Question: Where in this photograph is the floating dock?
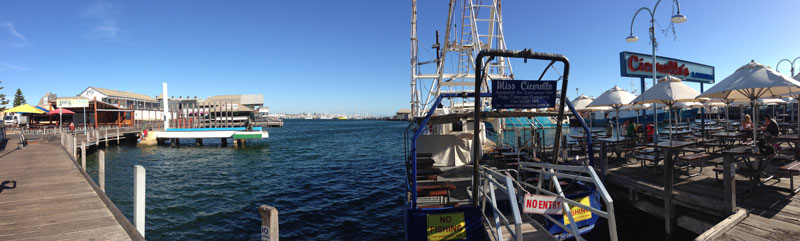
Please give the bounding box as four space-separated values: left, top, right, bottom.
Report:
153 127 267 147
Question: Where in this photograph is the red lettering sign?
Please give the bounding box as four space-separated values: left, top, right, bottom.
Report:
627 54 691 77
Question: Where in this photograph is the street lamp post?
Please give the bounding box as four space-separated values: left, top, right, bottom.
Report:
777 57 800 122
626 0 686 145
626 1 686 239
777 57 800 77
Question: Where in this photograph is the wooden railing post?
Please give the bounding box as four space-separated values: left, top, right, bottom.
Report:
134 165 146 238
99 149 105 191
258 205 279 241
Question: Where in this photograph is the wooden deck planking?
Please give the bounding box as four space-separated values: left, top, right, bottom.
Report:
0 139 135 240
605 153 800 240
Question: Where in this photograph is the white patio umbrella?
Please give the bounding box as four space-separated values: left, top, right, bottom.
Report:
620 103 651 123
588 86 636 141
759 98 787 118
779 97 795 122
674 101 703 124
698 60 800 147
572 95 611 130
779 92 800 132
633 75 700 142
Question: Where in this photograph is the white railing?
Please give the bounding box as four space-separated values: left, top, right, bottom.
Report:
478 167 523 241
518 162 618 241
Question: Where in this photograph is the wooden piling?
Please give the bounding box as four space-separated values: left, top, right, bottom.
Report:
258 205 279 241
134 165 146 238
662 148 675 238
196 138 203 146
99 149 105 191
221 138 228 147
81 142 86 170
73 136 77 160
723 152 736 215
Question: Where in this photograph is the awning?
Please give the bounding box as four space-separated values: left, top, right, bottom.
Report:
4 104 46 114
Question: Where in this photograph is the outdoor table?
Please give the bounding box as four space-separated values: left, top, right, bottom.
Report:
722 146 776 197
774 134 800 157
645 140 697 235
709 132 746 150
597 137 635 162
665 130 692 137
665 126 689 130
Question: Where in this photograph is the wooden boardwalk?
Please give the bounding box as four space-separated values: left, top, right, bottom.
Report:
0 137 142 240
604 152 800 240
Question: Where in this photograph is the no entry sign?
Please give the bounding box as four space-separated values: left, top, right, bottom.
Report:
522 194 563 214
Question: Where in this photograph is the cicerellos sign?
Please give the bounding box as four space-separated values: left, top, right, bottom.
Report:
619 51 715 84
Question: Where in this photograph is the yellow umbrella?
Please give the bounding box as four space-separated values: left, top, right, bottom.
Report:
4 104 46 114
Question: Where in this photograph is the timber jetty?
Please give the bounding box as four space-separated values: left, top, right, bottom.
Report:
0 132 143 240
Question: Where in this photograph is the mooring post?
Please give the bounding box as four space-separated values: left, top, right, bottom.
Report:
134 165 146 238
196 138 202 146
73 136 77 160
221 138 228 147
723 152 736 215
117 127 120 144
258 205 279 241
81 142 87 169
99 149 105 191
663 148 675 239
600 140 608 179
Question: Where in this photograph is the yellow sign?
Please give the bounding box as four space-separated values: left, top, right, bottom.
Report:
563 196 592 225
426 212 466 241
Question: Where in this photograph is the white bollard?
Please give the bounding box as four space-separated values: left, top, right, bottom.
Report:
72 136 76 160
81 142 86 169
134 165 146 238
99 149 105 191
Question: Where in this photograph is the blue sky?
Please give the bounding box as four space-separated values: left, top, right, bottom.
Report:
1 1 799 115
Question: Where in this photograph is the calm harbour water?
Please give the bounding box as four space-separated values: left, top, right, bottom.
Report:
81 120 696 240
84 119 407 240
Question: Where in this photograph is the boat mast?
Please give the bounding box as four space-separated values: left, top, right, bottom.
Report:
410 0 419 117
411 0 514 118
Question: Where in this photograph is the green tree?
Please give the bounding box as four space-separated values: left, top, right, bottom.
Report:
0 81 9 111
13 88 25 107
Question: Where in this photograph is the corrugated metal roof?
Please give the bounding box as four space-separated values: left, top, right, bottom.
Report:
90 87 157 101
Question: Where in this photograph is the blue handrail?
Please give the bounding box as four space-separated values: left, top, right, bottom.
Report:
409 92 490 208
564 99 593 166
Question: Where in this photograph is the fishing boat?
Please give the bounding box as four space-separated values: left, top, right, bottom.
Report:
405 1 617 240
